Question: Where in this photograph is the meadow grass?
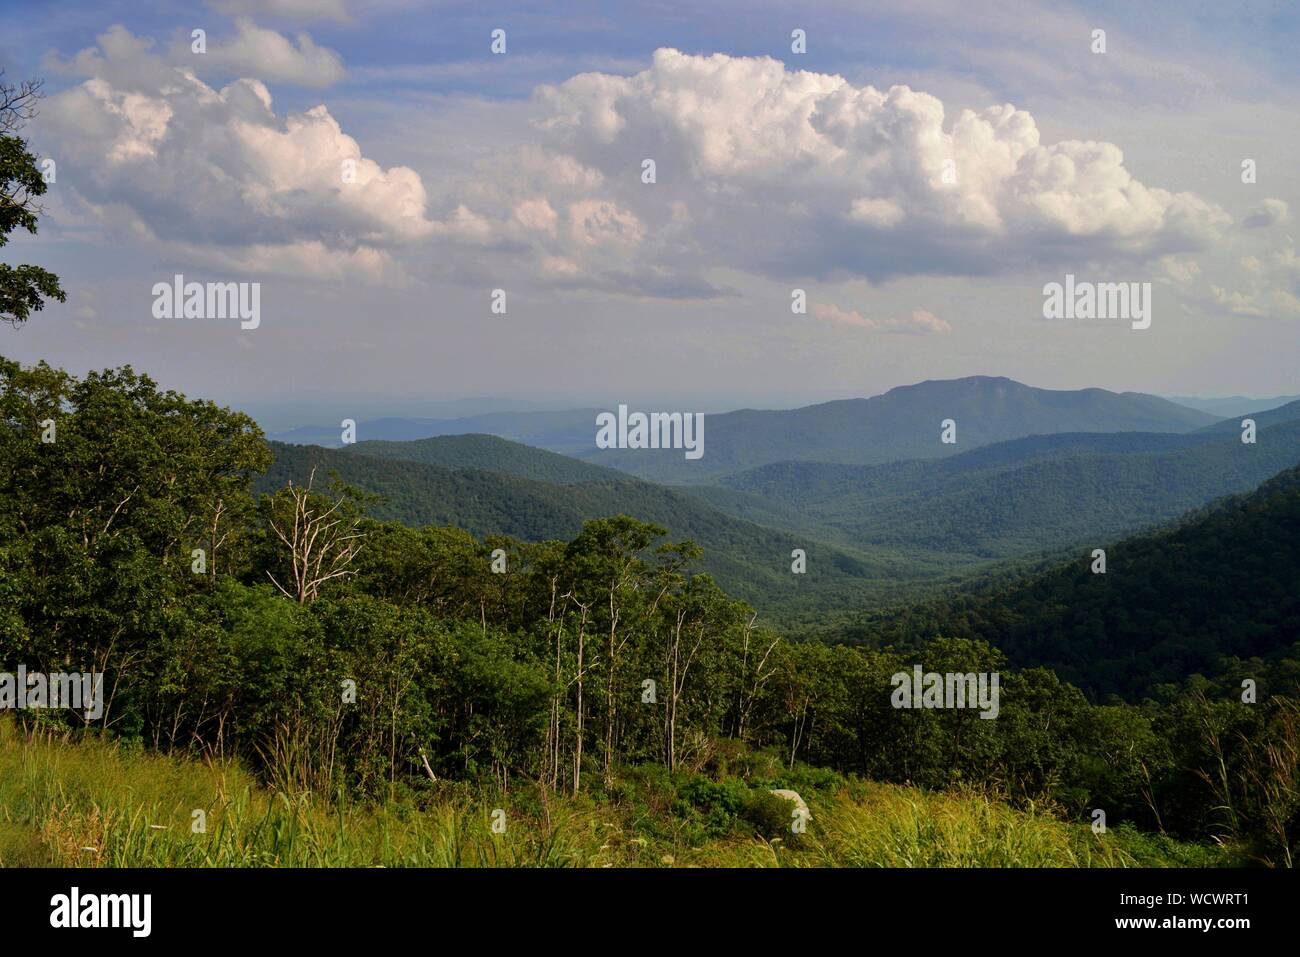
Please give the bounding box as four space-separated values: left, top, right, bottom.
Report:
0 721 1228 868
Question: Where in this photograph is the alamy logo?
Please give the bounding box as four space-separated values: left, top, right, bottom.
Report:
890 666 1000 719
1042 274 1151 329
0 667 104 720
152 274 260 330
595 405 704 460
50 887 151 937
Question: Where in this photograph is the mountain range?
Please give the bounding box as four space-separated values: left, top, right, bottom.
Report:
253 376 1300 630
1166 393 1300 418
270 376 1220 481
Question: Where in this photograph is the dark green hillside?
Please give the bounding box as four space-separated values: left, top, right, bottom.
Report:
707 420 1300 559
350 433 620 484
842 464 1300 700
255 441 955 620
346 432 849 545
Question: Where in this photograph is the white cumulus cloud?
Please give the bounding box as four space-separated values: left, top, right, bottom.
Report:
40 26 438 282
425 49 1233 296
179 18 346 88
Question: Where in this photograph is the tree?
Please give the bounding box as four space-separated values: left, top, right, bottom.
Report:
1 74 65 327
571 516 665 785
0 357 269 732
264 468 368 604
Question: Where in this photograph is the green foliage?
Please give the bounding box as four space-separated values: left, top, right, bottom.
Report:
715 422 1300 562
0 76 65 326
256 439 923 627
844 465 1300 701
677 776 749 834
741 790 797 841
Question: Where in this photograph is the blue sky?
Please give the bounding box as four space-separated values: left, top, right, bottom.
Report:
2 0 1297 429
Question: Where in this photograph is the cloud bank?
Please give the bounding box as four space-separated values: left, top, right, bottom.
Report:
38 38 1296 316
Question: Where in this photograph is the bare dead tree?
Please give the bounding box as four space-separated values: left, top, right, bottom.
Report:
0 72 43 135
1 73 45 219
736 613 779 741
266 466 366 603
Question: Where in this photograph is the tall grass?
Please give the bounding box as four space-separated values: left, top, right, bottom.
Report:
0 722 1226 868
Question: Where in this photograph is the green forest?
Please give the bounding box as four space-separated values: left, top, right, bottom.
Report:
2 357 1298 867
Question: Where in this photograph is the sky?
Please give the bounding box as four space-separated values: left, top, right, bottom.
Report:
2 0 1297 429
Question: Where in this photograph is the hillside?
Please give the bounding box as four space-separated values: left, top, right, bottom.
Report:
706 418 1300 559
254 441 957 620
274 412 1300 622
270 409 602 452
1198 398 1300 432
349 433 619 484
577 376 1219 483
842 463 1300 700
1167 393 1300 417
268 377 1218 479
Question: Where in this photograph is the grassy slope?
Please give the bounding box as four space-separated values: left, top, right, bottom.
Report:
0 723 1224 868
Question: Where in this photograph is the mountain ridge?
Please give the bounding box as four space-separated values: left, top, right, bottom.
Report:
267 377 1220 481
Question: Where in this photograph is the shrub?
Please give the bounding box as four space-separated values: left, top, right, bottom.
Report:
743 790 799 841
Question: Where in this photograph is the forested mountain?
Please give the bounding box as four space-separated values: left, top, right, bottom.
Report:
577 376 1220 483
705 418 1300 559
838 463 1300 701
269 377 1218 477
352 426 1295 565
255 440 950 621
1167 393 1300 417
349 433 620 484
261 405 1300 623
1198 398 1300 432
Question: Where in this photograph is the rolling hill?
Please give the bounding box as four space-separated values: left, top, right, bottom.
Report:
1167 393 1300 418
268 377 1219 481
251 391 1294 633
837 462 1300 700
577 376 1218 483
1198 398 1300 433
703 417 1300 560
253 440 963 624
349 433 618 484
273 407 1298 626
